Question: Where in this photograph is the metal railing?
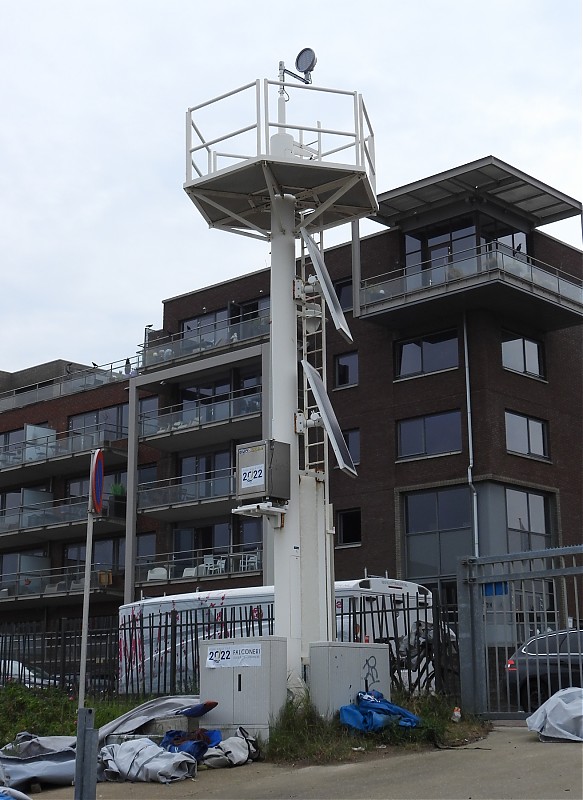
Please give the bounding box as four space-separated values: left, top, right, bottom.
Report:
458 545 583 717
0 423 126 470
0 356 141 414
186 78 376 193
0 310 269 413
0 494 123 535
361 243 583 310
119 592 455 697
137 470 234 510
0 565 118 600
140 390 261 437
136 543 263 583
142 311 269 369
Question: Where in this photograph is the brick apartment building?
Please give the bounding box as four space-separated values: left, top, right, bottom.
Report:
0 155 581 628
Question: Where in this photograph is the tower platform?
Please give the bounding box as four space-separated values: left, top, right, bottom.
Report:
183 78 378 238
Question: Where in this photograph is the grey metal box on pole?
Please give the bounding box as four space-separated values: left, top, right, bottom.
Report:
236 440 290 502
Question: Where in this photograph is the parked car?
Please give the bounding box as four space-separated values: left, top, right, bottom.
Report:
0 660 56 689
506 629 583 711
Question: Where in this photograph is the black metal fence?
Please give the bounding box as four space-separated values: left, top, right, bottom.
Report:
0 595 460 701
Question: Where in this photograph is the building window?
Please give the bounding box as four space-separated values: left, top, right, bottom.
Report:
342 429 360 465
335 352 358 388
396 331 458 378
69 404 129 440
181 308 228 347
505 411 548 458
334 278 353 311
336 508 361 545
405 486 472 578
501 333 544 378
506 487 551 552
397 410 462 459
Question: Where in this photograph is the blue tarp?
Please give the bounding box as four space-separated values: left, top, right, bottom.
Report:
340 690 421 732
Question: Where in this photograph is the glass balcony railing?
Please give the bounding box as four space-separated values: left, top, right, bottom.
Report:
0 356 141 414
0 312 270 415
142 312 269 369
140 390 261 437
0 495 123 534
138 470 234 510
0 424 126 470
0 564 118 600
361 244 583 310
136 543 263 583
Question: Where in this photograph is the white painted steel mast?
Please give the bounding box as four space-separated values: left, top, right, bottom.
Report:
183 53 377 684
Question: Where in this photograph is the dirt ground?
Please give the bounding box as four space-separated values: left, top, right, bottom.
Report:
34 726 583 800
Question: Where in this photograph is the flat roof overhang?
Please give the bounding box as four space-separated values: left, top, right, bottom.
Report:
0 446 127 489
141 413 262 454
374 156 582 231
138 495 235 523
361 276 583 332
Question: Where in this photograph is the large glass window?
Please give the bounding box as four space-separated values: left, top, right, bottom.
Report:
397 411 462 459
396 331 458 378
181 308 229 347
334 352 358 388
506 487 551 551
502 333 544 378
336 508 361 546
69 404 129 440
505 411 548 458
405 486 472 578
229 296 270 340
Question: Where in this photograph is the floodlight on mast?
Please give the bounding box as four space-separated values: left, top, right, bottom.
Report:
279 47 317 85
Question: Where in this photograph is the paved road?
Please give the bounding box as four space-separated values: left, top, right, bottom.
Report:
39 726 583 800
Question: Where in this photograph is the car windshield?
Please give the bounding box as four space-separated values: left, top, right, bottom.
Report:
26 666 51 679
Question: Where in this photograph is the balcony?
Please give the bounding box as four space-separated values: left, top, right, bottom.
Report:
138 470 235 522
0 495 126 546
0 356 140 415
360 243 583 331
0 423 127 485
140 390 262 452
0 565 122 609
142 312 269 371
136 543 262 584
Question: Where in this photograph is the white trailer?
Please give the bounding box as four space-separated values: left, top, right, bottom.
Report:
118 577 435 694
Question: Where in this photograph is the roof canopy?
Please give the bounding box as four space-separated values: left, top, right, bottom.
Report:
375 156 582 230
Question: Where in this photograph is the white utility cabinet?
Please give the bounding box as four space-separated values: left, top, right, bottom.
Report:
199 636 287 740
309 641 391 718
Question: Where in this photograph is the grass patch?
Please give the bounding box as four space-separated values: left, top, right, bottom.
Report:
266 692 491 764
0 684 137 746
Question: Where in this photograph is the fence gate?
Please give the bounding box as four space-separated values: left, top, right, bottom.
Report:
457 545 583 718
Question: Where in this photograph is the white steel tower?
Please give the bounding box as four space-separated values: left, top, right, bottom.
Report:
183 53 377 684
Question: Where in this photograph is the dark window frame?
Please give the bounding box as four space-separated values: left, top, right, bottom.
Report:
501 332 545 379
505 411 549 459
397 410 462 459
336 508 361 546
395 330 459 379
334 352 359 388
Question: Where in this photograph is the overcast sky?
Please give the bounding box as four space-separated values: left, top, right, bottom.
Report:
0 0 581 376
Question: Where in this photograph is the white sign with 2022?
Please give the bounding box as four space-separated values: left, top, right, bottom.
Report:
206 644 262 668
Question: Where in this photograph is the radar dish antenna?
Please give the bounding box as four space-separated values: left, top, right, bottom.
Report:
301 359 357 478
300 228 353 344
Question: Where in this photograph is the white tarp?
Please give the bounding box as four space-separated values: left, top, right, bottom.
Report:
527 687 583 742
98 739 197 783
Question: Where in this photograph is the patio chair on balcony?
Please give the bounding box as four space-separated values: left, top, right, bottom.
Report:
146 567 168 582
45 581 67 594
240 553 259 571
